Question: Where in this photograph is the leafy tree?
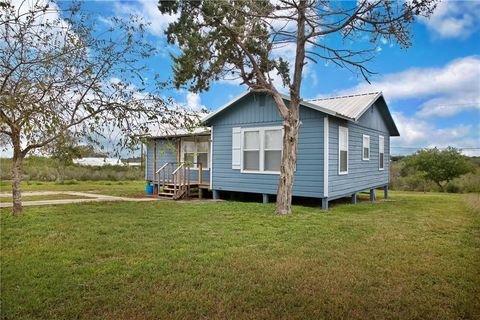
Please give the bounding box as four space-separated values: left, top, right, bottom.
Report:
406 147 474 192
47 136 101 182
158 0 438 214
0 0 196 215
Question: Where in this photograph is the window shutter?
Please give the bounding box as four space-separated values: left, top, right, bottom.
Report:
232 127 241 169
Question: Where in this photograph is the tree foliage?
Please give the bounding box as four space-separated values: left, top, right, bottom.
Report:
0 0 199 215
406 147 474 192
158 0 438 214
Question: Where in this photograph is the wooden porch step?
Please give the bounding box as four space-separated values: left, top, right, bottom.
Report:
163 183 200 188
158 192 174 197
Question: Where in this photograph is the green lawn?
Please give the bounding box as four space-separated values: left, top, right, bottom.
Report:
1 192 479 319
0 180 145 197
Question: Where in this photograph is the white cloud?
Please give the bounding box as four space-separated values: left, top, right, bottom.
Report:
186 92 204 111
391 112 479 156
421 0 480 39
341 55 480 118
415 95 480 118
336 55 480 155
113 0 177 38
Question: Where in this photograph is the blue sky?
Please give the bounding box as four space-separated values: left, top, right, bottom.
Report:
75 1 479 156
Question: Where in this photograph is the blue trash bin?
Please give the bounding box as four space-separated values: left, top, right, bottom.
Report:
145 183 154 195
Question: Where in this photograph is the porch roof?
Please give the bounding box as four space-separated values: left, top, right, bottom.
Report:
143 127 211 139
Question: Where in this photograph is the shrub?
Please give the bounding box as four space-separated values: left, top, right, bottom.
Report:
390 155 479 194
446 183 460 193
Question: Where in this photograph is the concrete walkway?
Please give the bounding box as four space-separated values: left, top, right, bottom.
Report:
0 191 161 208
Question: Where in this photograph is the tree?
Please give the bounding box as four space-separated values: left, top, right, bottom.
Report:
158 0 438 214
0 0 196 215
47 135 83 182
406 147 474 192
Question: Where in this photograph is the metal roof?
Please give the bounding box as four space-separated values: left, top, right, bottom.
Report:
142 127 210 139
177 90 399 137
308 92 382 121
203 91 352 123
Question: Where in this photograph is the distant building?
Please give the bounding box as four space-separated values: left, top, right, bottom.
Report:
126 162 141 167
73 157 123 166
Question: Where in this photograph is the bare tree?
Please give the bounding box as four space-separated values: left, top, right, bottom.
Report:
0 0 196 215
158 0 438 214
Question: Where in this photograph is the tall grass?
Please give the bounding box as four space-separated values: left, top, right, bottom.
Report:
0 157 143 182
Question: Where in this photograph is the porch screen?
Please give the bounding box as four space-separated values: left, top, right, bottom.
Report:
182 137 209 169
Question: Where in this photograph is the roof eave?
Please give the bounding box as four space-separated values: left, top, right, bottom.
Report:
352 93 400 137
352 91 383 121
281 94 354 121
139 131 211 140
203 91 251 124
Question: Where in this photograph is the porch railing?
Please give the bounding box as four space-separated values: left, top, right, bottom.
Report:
156 162 177 191
156 162 206 199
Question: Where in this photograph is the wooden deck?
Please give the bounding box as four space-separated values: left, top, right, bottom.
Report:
153 180 210 199
153 162 210 199
153 180 210 189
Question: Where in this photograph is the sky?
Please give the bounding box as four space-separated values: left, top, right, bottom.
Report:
4 0 480 158
88 0 479 156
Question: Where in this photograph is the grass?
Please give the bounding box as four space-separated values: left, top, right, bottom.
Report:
0 180 145 197
1 192 479 319
0 156 143 182
0 194 91 203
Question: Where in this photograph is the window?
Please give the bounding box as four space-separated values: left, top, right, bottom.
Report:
241 127 282 173
181 136 209 169
243 131 260 171
362 135 370 160
339 126 348 174
379 135 385 170
264 129 282 171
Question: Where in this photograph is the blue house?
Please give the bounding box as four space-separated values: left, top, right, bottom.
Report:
145 91 399 208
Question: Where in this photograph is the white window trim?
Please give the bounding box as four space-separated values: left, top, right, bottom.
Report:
180 137 210 171
362 134 370 161
379 135 385 171
241 126 283 174
338 126 348 175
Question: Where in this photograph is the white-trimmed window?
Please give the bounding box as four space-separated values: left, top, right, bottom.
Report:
243 130 260 171
379 135 385 170
362 135 370 160
181 136 209 169
241 127 282 173
339 126 348 174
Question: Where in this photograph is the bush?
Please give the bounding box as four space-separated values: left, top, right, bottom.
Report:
390 156 479 194
446 183 460 193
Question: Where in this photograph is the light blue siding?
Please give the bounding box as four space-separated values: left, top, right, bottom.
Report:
211 94 325 198
357 102 390 133
147 91 396 201
328 116 390 198
145 139 177 181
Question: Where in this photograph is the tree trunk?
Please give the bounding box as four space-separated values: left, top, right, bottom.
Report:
275 0 306 214
435 181 445 192
276 107 300 215
11 149 24 216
